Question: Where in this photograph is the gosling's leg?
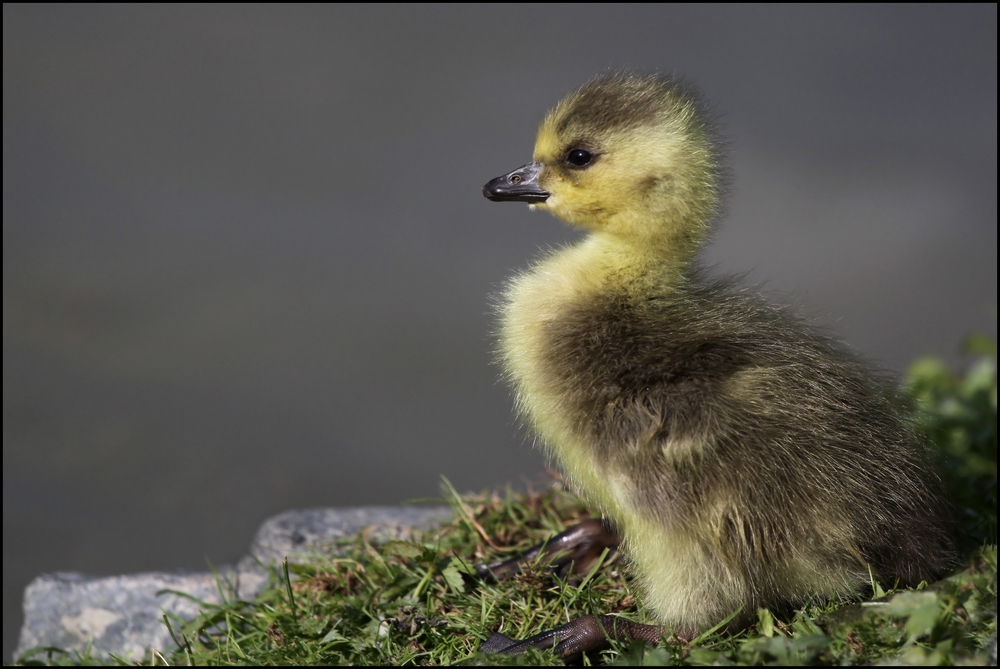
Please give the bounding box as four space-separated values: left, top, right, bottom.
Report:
480 615 675 660
475 517 620 581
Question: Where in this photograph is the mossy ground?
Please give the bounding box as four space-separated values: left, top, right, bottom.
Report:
17 338 996 666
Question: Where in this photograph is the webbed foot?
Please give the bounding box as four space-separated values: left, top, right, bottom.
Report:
480 615 673 660
475 517 620 582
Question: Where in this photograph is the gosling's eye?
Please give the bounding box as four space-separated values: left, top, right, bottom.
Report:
566 148 593 167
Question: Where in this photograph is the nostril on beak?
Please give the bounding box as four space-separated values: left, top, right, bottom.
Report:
483 162 549 203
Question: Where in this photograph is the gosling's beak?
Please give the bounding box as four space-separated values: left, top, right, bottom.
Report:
482 162 549 203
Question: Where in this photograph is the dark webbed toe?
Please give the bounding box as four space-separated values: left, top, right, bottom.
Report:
480 615 672 660
479 631 519 654
476 518 620 582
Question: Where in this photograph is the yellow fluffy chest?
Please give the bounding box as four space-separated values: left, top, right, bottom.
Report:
502 260 729 626
499 237 631 517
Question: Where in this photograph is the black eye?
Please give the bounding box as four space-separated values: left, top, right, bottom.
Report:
566 148 593 167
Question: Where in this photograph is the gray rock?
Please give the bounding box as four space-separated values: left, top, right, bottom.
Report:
246 505 453 566
14 568 264 664
15 506 451 663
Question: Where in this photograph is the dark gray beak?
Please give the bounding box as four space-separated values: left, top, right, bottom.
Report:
482 162 550 203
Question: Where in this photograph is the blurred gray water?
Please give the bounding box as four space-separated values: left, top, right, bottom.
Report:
3 5 996 660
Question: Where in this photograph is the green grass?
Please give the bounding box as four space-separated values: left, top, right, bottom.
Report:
16 338 997 666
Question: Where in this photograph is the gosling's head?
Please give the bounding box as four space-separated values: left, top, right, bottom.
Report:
484 73 723 250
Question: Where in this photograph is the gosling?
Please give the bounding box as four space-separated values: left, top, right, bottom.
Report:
480 72 955 657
